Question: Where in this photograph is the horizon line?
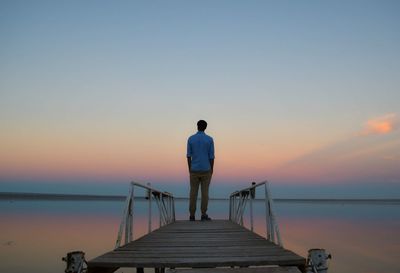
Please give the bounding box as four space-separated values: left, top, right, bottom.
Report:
1 192 400 204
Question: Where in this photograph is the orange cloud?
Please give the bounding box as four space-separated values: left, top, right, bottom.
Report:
360 113 398 136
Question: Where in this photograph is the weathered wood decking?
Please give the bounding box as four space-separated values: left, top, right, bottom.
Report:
167 267 302 273
88 220 305 273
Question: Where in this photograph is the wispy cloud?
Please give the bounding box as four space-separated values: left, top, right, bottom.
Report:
271 113 400 184
360 113 398 136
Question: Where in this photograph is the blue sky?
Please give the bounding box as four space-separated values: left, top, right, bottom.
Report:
1 1 399 198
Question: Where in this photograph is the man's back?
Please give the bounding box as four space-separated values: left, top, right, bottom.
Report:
187 131 214 172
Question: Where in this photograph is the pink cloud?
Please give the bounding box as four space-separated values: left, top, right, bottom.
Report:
360 113 398 136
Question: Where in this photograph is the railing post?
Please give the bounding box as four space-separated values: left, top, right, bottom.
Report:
172 197 176 221
124 202 129 244
264 183 272 241
236 194 240 223
164 195 169 224
170 195 173 222
239 192 249 226
267 184 275 243
129 185 135 242
231 196 234 221
154 194 167 226
236 195 239 222
157 194 162 227
239 194 242 225
239 194 245 224
229 195 232 221
249 195 253 231
147 183 152 233
166 193 172 224
124 184 134 245
154 195 162 225
115 183 133 248
265 182 282 246
250 182 256 232
169 195 173 223
161 196 168 224
241 194 244 226
166 195 169 223
235 195 238 222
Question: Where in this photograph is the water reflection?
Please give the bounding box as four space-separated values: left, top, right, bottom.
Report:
0 199 399 273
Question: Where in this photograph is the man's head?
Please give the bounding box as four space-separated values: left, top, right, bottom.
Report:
197 120 207 131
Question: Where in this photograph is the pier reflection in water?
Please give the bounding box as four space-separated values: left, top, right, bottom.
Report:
0 199 399 273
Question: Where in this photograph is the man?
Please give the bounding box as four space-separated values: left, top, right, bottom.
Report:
187 120 215 221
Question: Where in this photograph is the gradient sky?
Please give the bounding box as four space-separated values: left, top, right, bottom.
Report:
1 1 399 198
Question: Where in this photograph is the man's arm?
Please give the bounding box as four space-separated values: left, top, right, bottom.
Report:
187 137 192 172
187 157 191 172
209 138 215 174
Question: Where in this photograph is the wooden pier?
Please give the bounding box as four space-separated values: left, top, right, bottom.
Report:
88 220 306 273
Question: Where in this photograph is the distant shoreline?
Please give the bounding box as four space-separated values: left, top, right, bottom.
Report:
1 192 400 204
0 192 126 201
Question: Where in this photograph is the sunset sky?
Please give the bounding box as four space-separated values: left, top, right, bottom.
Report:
1 1 399 198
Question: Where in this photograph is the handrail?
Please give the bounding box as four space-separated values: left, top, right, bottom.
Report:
115 181 175 249
229 180 282 246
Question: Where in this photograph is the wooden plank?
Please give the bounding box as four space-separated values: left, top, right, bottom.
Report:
152 233 253 237
128 240 267 245
133 234 256 239
116 242 272 247
95 249 301 259
117 242 282 249
91 250 303 262
115 246 286 252
133 232 266 238
132 236 266 242
99 250 293 258
103 253 293 259
158 221 242 230
89 255 305 268
112 246 294 255
116 245 282 252
167 267 301 273
87 220 306 271
94 251 297 259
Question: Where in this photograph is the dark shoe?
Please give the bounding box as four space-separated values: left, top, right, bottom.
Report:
189 215 195 221
201 214 211 221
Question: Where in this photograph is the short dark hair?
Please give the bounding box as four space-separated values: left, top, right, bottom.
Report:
197 120 207 131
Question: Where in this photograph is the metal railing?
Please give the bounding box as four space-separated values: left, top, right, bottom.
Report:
115 181 175 249
229 181 282 246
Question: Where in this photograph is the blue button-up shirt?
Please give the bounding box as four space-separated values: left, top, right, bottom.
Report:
187 131 215 172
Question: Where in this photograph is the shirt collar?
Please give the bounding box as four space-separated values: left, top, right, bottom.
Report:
197 131 205 134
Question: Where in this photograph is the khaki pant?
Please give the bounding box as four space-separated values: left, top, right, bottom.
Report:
189 171 212 216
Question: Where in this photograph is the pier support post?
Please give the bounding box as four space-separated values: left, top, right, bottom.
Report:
297 264 307 273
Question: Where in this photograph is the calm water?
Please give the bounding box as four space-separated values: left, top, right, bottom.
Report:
0 198 399 273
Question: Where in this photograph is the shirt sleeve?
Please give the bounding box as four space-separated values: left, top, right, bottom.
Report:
186 138 192 157
209 138 215 159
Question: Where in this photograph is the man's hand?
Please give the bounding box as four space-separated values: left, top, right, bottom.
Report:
187 157 191 172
